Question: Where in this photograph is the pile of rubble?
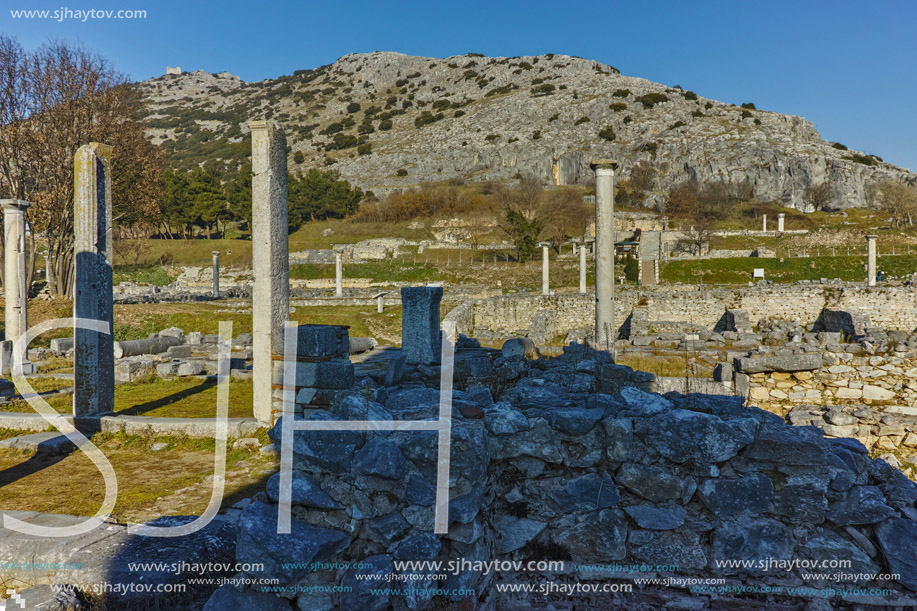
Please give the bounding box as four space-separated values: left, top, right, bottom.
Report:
208 339 917 610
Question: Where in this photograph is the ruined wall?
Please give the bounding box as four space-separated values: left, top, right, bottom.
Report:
471 285 917 342
215 347 917 610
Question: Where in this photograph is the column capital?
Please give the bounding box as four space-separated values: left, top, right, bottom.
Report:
212 250 221 256
248 119 272 132
590 159 619 172
865 234 879 240
0 199 32 212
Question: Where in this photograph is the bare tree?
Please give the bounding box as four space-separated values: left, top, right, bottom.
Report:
675 214 714 256
803 181 832 212
876 180 917 228
0 35 165 296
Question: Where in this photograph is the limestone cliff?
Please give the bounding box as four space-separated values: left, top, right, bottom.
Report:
139 52 915 210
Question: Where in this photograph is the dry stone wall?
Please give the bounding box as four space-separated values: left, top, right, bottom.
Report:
211 342 917 610
471 285 917 344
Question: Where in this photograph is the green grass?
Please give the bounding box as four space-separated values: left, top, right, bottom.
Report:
0 377 255 418
0 428 276 522
662 254 917 285
113 265 176 286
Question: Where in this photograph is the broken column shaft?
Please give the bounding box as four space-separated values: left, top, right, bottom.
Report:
73 143 115 415
250 121 290 425
579 242 587 294
2 199 32 374
212 251 220 298
591 159 618 355
866 235 878 287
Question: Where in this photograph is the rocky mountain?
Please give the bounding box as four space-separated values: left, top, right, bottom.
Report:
138 52 915 210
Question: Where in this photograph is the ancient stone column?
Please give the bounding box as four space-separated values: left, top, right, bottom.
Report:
377 294 385 313
866 235 878 287
661 216 669 231
250 121 290 425
540 242 550 296
335 251 343 297
1 199 33 374
591 159 618 354
73 143 114 415
211 251 220 299
579 241 587 294
401 286 442 365
777 213 785 233
762 214 767 232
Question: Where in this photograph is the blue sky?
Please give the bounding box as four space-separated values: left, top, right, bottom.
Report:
4 0 915 171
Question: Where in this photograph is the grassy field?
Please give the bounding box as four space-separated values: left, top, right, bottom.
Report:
0 429 276 523
1 300 406 345
661 254 917 285
0 377 255 417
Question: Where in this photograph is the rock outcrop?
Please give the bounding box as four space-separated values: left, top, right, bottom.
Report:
139 52 915 210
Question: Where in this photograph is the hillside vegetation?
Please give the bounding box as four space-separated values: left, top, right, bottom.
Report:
138 51 915 211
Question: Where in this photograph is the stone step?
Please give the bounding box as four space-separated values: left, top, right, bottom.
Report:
0 432 75 454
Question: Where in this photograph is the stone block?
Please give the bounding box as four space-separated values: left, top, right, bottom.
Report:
176 361 204 376
596 363 655 395
823 309 871 337
734 373 750 397
835 388 863 399
166 345 192 359
156 361 178 377
296 325 349 358
158 326 185 341
383 355 405 387
736 353 823 374
713 362 733 382
862 385 895 401
115 360 153 383
725 309 752 333
50 337 74 352
0 340 11 375
271 359 355 389
401 286 443 365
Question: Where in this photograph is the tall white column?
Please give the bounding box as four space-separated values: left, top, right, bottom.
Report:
250 121 290 425
866 235 878 287
762 214 767 232
211 250 220 299
73 143 114 414
2 199 32 374
540 242 550 296
335 252 343 297
777 213 785 233
591 159 618 355
579 242 587 294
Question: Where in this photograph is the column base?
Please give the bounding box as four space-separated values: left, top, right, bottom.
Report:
17 361 36 375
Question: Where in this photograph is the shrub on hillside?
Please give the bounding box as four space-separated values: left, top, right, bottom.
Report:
636 93 669 108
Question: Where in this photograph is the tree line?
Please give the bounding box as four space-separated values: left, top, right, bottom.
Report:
159 164 363 239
